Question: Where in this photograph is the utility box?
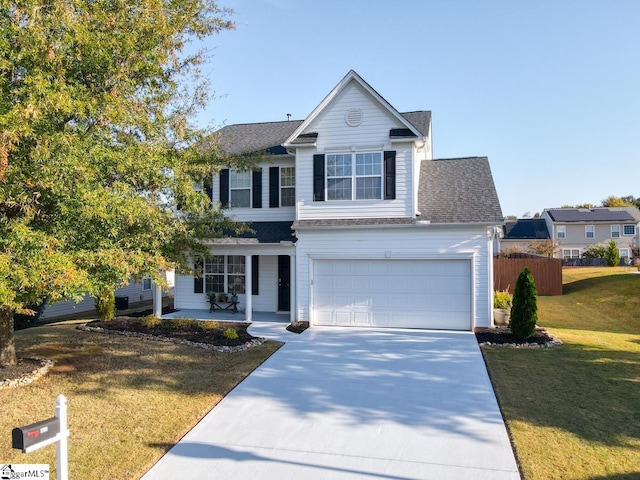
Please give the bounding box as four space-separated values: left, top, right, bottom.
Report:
115 296 129 310
12 417 61 453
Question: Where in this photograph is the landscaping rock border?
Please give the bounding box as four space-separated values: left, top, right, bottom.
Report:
77 323 267 353
0 357 55 390
477 327 563 349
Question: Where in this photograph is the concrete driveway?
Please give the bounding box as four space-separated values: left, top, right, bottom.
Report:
142 324 520 480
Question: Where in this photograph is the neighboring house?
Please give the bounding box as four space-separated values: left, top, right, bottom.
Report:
499 218 551 254
40 273 174 320
541 207 640 260
174 70 503 330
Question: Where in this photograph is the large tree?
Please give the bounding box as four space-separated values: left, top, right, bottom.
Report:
0 0 237 365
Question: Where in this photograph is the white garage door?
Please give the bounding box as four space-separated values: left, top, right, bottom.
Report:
313 259 471 330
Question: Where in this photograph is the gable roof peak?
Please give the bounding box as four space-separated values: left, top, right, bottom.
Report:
284 70 424 146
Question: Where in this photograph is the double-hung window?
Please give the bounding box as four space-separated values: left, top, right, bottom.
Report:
585 225 595 239
326 152 382 200
203 255 245 294
280 167 295 207
611 225 620 238
142 278 152 290
557 225 566 239
623 224 636 236
230 170 251 207
563 249 580 259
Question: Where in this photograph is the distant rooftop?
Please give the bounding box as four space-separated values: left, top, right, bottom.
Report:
545 207 640 223
504 219 550 240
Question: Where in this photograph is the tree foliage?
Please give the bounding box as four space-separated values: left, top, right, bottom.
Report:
582 243 607 259
528 239 558 258
0 0 237 365
601 196 634 207
509 267 538 339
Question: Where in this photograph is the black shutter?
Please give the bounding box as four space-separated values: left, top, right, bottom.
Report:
252 169 262 208
269 167 280 208
193 256 204 294
204 175 213 202
219 169 229 207
313 154 325 201
251 255 259 295
384 151 396 200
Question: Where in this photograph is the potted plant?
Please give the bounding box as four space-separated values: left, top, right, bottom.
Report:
218 292 228 303
493 290 512 326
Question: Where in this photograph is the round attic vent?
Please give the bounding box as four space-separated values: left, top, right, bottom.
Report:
345 108 363 127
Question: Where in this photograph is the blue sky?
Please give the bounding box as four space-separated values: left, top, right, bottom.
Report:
194 0 639 218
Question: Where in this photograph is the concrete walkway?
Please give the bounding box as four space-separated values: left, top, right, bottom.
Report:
142 322 520 480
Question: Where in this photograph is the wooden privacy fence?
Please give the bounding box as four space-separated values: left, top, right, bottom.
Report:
494 257 563 295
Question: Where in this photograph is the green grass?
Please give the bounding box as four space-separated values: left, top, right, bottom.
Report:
483 267 640 479
0 319 281 479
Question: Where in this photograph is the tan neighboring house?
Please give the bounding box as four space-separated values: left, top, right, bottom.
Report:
541 207 640 260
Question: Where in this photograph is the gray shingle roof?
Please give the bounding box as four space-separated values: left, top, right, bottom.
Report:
504 219 550 239
417 157 503 224
545 207 640 223
213 112 430 155
219 221 295 243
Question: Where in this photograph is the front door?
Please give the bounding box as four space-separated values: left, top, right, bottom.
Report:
278 255 290 311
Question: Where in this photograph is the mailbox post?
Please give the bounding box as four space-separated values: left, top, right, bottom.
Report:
11 394 69 480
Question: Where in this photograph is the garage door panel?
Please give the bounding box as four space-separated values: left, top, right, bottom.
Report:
313 259 472 330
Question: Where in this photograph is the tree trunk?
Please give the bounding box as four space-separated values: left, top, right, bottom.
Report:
0 307 17 366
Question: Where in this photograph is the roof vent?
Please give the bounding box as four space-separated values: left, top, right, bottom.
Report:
345 109 363 127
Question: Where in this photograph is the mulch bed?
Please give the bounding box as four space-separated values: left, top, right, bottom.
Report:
88 317 256 347
475 326 558 346
286 321 309 334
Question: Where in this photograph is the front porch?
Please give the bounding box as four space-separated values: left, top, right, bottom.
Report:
162 309 290 323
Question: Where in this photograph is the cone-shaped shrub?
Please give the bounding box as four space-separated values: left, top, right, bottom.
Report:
94 287 115 321
509 267 538 339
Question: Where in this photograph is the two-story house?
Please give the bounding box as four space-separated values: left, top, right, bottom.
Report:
541 207 640 260
173 70 504 330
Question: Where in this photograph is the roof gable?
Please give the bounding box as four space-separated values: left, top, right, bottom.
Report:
284 70 425 146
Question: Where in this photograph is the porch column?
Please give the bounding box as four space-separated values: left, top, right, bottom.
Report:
245 255 252 321
153 282 162 317
290 254 296 323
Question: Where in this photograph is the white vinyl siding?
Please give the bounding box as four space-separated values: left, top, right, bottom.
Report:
295 81 414 220
295 225 493 329
211 159 296 222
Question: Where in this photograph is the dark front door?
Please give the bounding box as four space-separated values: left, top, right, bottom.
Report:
278 255 290 311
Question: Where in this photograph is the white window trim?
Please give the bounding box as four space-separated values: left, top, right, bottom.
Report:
204 255 246 294
230 170 252 208
557 225 566 239
326 151 383 201
585 225 595 239
280 167 295 207
562 248 580 259
622 224 636 236
619 248 630 258
611 225 620 238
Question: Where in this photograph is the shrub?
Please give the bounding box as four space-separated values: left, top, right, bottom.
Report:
605 240 620 267
223 328 238 341
94 288 115 321
582 244 607 258
197 320 219 331
493 290 512 310
141 315 161 329
165 317 196 331
509 267 538 339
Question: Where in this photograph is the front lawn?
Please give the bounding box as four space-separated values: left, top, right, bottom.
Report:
0 320 280 479
483 267 640 479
